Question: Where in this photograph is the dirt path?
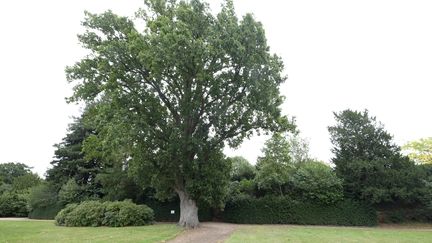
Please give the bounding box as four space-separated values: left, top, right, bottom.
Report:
0 217 31 221
167 222 237 243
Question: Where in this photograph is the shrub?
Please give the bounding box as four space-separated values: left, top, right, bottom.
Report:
222 196 377 226
290 161 343 204
64 201 105 227
0 192 28 217
55 203 78 226
55 200 154 227
103 200 154 227
227 179 257 202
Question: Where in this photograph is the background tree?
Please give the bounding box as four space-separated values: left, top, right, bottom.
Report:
11 174 41 192
27 183 60 219
403 137 432 164
0 162 40 217
328 109 428 204
66 0 292 227
290 160 343 204
0 163 33 185
229 156 256 181
227 156 257 200
255 133 294 196
46 115 102 195
286 133 310 164
328 109 400 166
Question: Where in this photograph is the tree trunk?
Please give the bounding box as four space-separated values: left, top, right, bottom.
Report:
176 189 199 228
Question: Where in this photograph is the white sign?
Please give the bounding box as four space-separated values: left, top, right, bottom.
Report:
170 210 175 214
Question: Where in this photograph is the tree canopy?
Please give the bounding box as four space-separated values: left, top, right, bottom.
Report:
46 115 102 195
66 0 292 227
328 109 428 204
403 137 432 164
0 163 33 185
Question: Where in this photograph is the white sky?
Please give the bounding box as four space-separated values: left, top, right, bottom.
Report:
0 0 431 176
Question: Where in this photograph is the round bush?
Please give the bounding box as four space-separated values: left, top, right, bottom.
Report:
55 200 154 227
64 201 106 227
54 203 78 226
103 200 154 227
0 192 28 217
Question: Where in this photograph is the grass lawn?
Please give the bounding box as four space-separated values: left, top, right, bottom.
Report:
0 220 182 243
226 224 432 243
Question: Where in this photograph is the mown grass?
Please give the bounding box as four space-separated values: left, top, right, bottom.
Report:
226 224 432 243
0 220 182 243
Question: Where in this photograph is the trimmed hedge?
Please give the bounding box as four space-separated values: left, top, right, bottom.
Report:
55 200 154 227
379 207 432 223
222 196 377 226
28 204 63 219
144 199 212 222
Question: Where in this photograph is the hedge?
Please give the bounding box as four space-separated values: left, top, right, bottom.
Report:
55 200 154 227
28 204 63 219
144 199 212 222
221 196 377 226
379 207 432 223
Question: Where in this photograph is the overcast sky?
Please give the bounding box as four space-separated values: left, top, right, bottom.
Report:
1 0 431 176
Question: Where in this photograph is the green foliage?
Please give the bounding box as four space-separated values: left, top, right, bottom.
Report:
328 110 400 164
58 179 84 205
28 183 59 213
222 196 377 226
28 183 63 219
290 161 343 204
286 134 310 164
46 115 102 194
96 167 144 202
12 173 41 191
66 0 292 219
379 206 432 223
347 158 429 204
0 192 28 217
229 156 255 181
55 200 154 227
227 179 256 201
328 109 426 204
54 203 78 226
63 201 105 227
102 200 154 227
255 133 295 195
28 205 63 220
403 137 432 164
0 183 12 194
0 162 32 185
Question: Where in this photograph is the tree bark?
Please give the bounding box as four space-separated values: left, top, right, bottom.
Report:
176 189 199 228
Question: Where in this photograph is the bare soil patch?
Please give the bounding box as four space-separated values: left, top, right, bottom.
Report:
167 222 237 243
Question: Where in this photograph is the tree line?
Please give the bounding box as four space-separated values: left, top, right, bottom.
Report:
1 108 430 224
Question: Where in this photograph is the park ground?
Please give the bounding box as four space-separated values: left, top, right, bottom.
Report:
1 219 432 243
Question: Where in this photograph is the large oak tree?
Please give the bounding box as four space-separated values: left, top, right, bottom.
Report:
67 0 291 228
